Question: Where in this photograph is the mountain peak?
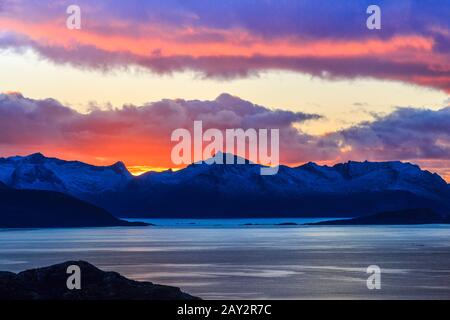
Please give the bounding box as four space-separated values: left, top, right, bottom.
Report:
334 160 417 171
298 161 321 169
26 152 46 160
111 161 130 175
0 153 133 195
16 152 48 164
196 152 256 165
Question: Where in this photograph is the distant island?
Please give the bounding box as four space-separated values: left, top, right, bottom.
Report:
1 153 449 219
306 208 450 225
0 260 199 300
0 182 149 228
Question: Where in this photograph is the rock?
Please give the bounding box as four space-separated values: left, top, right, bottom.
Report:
0 261 200 300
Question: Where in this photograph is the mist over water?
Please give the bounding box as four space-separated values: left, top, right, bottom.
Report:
1 220 450 299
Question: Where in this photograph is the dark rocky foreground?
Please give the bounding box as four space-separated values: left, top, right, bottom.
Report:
0 261 199 300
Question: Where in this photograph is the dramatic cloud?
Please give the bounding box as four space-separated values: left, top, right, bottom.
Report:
334 106 450 180
1 92 450 180
0 92 327 171
0 0 449 91
338 107 450 160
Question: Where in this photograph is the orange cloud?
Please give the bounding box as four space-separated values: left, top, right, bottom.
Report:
1 93 450 182
2 15 450 92
0 17 435 58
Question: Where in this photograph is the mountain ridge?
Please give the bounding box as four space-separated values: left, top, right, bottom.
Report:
0 183 149 228
0 152 449 218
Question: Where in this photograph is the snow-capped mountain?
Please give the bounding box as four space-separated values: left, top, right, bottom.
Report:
0 152 449 217
0 153 132 196
137 156 448 199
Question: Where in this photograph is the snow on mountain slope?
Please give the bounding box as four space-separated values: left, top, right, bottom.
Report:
0 153 132 195
0 153 449 218
329 161 448 198
138 154 449 200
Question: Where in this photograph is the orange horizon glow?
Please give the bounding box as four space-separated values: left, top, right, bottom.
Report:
127 165 181 176
3 150 449 183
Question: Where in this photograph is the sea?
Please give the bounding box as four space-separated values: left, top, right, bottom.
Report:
1 218 450 299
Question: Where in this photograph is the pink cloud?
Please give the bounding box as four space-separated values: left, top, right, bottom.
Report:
1 92 450 181
1 0 449 92
0 92 326 168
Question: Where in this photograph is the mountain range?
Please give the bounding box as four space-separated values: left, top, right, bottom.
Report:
1 152 449 218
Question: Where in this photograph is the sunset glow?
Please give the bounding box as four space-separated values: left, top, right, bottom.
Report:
0 0 449 180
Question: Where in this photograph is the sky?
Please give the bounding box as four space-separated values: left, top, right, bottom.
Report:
0 0 450 180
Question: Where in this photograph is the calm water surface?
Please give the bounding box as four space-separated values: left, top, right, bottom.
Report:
1 219 450 299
